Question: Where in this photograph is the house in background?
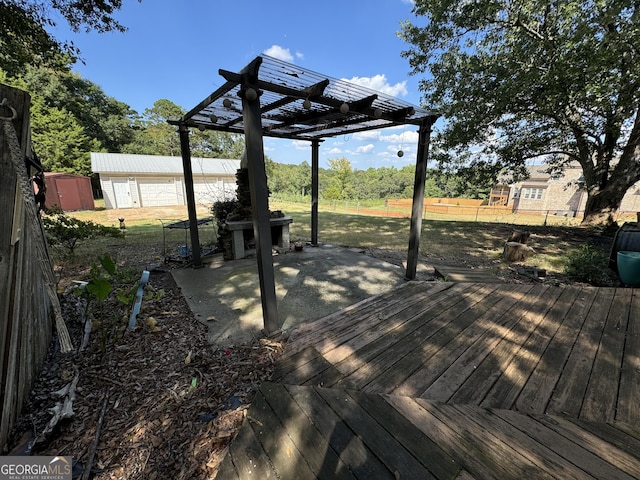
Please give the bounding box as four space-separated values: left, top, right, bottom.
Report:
491 163 640 218
91 153 240 209
44 172 95 211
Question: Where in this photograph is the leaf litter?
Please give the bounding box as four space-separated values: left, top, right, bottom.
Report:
6 270 285 479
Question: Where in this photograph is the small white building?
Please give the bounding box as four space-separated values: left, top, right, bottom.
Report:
91 153 240 209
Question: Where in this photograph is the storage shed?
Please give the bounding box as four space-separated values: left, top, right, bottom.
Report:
91 153 240 209
44 172 95 211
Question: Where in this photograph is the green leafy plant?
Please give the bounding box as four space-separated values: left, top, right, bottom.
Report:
42 212 122 255
563 245 616 286
77 254 140 352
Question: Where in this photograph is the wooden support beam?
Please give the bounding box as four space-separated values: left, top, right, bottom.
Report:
239 60 280 334
311 139 320 246
405 118 434 280
178 125 203 268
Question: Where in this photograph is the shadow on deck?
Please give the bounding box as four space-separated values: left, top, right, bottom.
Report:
217 281 640 479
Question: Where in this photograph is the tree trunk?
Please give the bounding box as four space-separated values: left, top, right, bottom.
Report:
582 185 627 226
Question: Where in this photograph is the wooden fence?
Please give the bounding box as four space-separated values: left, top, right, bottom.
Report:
386 197 513 216
0 84 56 451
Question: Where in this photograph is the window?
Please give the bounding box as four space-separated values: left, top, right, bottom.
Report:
522 187 544 200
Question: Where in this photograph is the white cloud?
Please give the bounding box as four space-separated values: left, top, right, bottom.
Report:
380 130 419 144
344 74 408 97
263 45 294 62
295 51 304 60
352 131 381 141
355 144 375 154
326 147 343 154
291 140 309 150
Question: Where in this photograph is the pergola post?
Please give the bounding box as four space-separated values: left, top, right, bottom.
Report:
405 118 434 280
240 60 279 334
178 124 203 268
311 139 320 246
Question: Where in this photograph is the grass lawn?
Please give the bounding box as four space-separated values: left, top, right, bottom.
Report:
60 199 613 280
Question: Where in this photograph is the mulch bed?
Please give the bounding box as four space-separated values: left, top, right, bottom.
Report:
5 270 285 479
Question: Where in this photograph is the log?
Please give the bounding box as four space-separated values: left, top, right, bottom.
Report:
503 242 535 262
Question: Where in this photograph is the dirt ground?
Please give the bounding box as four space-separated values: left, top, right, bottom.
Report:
3 209 618 479
5 266 285 479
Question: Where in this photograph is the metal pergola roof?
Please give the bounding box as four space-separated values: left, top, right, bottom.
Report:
173 55 439 336
172 55 437 140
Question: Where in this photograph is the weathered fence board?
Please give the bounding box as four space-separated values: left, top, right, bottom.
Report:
0 84 54 452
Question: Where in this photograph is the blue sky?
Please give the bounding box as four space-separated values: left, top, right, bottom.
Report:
52 0 430 168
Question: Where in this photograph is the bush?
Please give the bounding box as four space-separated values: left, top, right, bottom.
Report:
42 213 122 254
563 244 616 286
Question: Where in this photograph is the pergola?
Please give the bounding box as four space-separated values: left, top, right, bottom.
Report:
170 55 438 335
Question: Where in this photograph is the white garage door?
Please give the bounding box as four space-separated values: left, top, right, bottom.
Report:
138 178 179 207
193 179 224 204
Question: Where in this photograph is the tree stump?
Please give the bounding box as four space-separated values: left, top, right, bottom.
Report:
503 242 535 262
509 230 531 244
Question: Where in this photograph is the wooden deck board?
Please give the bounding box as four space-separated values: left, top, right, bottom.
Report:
359 284 529 394
341 284 495 390
424 285 562 404
616 289 640 424
510 287 589 409
545 288 613 418
432 263 503 283
220 281 640 479
393 283 534 397
581 288 633 422
495 409 637 480
320 283 476 365
286 384 391 479
472 285 567 409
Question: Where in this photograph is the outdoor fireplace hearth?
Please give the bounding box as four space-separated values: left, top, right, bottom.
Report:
225 216 293 260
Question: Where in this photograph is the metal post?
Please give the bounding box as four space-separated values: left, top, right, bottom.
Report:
240 59 279 334
178 124 202 268
405 118 434 280
311 139 320 246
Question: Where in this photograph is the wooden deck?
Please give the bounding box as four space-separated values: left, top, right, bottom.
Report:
217 281 640 479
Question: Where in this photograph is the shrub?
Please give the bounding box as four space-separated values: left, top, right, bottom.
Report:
42 213 122 254
563 244 616 286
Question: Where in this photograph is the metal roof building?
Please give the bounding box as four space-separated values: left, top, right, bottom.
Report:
91 152 240 209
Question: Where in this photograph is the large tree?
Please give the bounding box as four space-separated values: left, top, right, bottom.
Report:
400 0 640 224
1 0 137 76
124 99 244 158
2 65 135 174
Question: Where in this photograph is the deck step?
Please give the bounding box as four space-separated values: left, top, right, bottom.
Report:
431 263 503 283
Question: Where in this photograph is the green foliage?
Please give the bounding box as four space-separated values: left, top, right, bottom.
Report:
400 0 640 223
42 213 122 255
267 160 312 196
563 245 616 286
77 254 140 352
123 99 243 158
30 96 100 174
325 158 354 200
3 64 136 175
0 0 135 76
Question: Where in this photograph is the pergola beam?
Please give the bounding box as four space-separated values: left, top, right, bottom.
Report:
405 118 435 280
238 58 280 334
